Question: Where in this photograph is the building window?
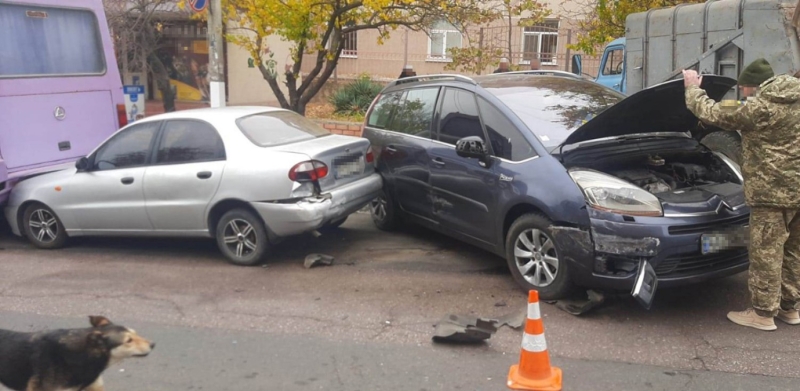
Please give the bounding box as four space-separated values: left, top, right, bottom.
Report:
428 21 462 62
341 31 358 58
521 20 559 65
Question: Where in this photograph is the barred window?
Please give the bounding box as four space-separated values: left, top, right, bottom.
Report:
521 20 559 65
341 31 357 58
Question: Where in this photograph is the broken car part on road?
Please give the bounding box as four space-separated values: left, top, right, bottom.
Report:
432 309 526 344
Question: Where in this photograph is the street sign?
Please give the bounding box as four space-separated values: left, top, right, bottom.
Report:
189 0 208 11
123 85 145 123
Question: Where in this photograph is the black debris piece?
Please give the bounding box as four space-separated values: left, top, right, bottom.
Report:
546 290 606 316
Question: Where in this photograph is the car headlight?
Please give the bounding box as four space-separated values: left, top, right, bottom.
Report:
568 169 663 217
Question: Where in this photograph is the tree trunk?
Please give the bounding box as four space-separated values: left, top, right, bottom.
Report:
148 53 175 112
507 11 513 62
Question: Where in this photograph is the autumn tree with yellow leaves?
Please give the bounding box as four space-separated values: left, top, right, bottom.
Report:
217 0 488 114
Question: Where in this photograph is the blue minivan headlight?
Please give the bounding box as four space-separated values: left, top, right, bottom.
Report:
568 169 664 217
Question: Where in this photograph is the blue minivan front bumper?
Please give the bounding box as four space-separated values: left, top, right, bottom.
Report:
553 207 750 292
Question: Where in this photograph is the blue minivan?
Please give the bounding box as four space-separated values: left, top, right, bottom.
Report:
362 72 750 308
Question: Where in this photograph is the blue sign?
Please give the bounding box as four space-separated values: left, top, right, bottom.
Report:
123 85 145 94
189 0 208 11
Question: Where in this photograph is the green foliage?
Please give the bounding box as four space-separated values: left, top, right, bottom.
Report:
445 0 550 75
329 75 384 117
444 46 505 75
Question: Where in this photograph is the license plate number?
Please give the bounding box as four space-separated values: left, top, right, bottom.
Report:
334 156 364 179
701 225 749 255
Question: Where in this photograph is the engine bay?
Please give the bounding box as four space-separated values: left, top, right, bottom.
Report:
596 152 739 195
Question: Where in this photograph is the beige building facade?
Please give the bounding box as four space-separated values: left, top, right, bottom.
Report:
299 1 601 80
225 31 294 107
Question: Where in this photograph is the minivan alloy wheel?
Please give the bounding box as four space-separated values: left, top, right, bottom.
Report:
370 196 388 221
223 219 258 258
514 229 559 287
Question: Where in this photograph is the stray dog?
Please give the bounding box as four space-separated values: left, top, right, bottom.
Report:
0 316 154 391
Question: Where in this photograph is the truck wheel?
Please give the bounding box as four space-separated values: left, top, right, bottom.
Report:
22 203 68 249
701 131 742 166
215 209 269 266
505 213 575 301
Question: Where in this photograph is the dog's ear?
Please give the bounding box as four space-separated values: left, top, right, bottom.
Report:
89 316 112 328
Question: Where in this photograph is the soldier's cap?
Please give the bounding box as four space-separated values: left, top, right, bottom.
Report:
738 58 774 87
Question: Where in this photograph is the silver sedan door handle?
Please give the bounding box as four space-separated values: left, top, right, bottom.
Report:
121 177 134 185
197 171 212 179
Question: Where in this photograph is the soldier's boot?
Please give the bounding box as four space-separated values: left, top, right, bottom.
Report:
777 308 800 325
727 308 777 331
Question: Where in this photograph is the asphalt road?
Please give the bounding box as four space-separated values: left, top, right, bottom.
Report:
0 212 798 390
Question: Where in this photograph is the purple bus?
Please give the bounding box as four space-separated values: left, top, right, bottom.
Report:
0 0 126 205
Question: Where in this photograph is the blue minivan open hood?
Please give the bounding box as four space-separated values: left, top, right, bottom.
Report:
559 75 738 147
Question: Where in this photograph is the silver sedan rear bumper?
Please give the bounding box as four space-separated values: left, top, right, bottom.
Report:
251 173 382 237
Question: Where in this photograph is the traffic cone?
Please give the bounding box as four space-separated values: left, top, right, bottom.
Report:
507 290 562 391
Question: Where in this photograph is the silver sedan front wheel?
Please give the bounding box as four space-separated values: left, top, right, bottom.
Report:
215 209 269 266
22 203 67 249
513 229 559 287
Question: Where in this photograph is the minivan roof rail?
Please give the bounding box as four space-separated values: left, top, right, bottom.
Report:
386 74 477 88
487 70 581 78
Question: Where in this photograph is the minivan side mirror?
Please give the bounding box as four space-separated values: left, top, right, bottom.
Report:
75 157 90 172
571 54 582 76
455 136 491 166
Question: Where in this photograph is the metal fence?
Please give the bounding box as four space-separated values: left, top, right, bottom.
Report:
320 25 603 80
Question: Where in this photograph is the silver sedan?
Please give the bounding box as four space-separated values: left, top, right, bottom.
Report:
4 106 382 265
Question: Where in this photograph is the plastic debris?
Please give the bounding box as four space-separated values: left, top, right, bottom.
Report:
546 290 607 316
304 253 335 269
431 308 528 344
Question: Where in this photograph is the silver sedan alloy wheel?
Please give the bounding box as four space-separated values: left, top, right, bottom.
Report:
28 208 59 243
223 219 258 258
513 228 559 287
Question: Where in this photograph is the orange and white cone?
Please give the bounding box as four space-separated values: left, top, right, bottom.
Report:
507 290 562 391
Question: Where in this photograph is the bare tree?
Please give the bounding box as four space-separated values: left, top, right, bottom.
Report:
104 0 184 112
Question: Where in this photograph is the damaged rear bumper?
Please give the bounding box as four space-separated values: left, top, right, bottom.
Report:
251 173 382 237
552 210 750 294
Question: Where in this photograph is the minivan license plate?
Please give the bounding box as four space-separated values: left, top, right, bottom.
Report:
701 225 749 255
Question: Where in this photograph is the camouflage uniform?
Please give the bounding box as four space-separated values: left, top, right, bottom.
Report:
685 74 800 317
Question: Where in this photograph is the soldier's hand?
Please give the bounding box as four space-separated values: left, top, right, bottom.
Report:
683 69 703 88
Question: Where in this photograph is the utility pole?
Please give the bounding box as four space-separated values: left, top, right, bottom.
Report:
208 0 225 107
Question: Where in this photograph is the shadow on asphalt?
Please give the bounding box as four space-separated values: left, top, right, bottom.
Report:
0 214 747 317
